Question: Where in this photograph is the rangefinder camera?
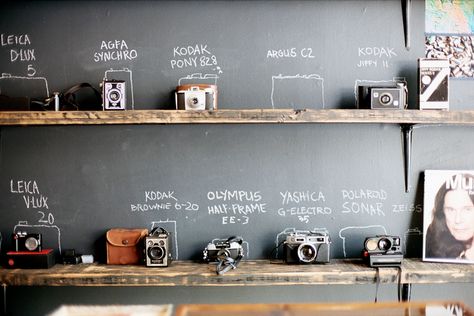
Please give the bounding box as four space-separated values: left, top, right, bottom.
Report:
358 82 407 109
145 227 172 267
284 231 330 264
363 235 403 267
175 84 217 110
13 232 42 252
102 79 126 110
203 237 243 263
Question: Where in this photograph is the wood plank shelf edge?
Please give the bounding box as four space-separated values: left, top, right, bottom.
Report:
2 259 474 287
1 109 474 126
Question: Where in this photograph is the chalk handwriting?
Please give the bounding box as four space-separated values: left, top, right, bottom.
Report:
130 190 199 213
94 40 138 63
1 33 35 63
392 204 422 213
207 190 267 225
277 190 331 222
356 47 397 68
266 47 315 59
170 44 222 73
341 188 387 216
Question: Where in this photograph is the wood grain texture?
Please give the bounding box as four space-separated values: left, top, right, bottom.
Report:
2 259 474 287
1 109 474 126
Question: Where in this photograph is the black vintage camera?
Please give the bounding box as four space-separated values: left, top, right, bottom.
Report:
284 231 330 264
358 82 408 109
13 232 42 252
144 227 172 267
102 79 126 110
203 236 243 274
363 235 403 267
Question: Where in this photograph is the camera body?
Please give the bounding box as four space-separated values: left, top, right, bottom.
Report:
363 235 403 267
176 84 217 110
358 82 407 109
102 79 126 110
284 231 330 264
14 232 42 252
203 237 243 263
144 228 172 267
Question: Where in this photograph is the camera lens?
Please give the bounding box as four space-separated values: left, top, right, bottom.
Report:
378 238 392 251
297 243 317 263
217 248 231 261
24 237 39 251
148 246 165 260
107 89 122 102
379 93 393 106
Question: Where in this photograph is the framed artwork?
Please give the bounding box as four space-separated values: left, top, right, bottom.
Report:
423 170 474 263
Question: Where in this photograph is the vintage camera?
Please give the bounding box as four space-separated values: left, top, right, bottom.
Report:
13 232 42 252
284 231 330 264
175 85 217 110
203 237 243 262
102 79 126 110
363 235 403 267
144 227 172 267
358 82 408 109
62 249 82 265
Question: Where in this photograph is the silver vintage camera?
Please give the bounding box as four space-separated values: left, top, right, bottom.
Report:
144 227 172 267
13 232 42 252
358 82 408 109
363 235 403 267
175 85 216 110
284 231 330 264
102 79 126 110
203 236 243 274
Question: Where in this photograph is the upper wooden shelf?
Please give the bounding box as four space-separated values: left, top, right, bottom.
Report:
1 109 474 126
1 259 474 287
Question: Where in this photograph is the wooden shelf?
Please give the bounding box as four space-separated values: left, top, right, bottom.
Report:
1 259 474 287
1 109 474 126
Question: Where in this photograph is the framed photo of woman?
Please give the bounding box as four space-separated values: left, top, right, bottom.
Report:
423 170 474 264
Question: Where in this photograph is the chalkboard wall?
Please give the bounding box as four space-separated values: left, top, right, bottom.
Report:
0 0 472 263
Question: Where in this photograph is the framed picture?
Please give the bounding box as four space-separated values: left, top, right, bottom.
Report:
423 170 474 264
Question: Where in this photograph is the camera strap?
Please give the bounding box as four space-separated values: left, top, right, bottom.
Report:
215 236 243 275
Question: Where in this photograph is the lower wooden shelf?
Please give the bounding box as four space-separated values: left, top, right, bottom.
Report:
1 259 474 287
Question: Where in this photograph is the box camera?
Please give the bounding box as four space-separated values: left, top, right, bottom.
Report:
144 227 172 267
284 231 330 264
363 235 403 267
13 232 42 252
175 84 217 110
102 79 126 110
358 82 407 109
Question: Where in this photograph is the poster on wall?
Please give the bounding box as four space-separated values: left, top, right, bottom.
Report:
425 0 474 78
423 170 474 264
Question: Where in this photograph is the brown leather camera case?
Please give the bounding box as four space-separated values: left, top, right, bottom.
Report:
106 228 148 265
